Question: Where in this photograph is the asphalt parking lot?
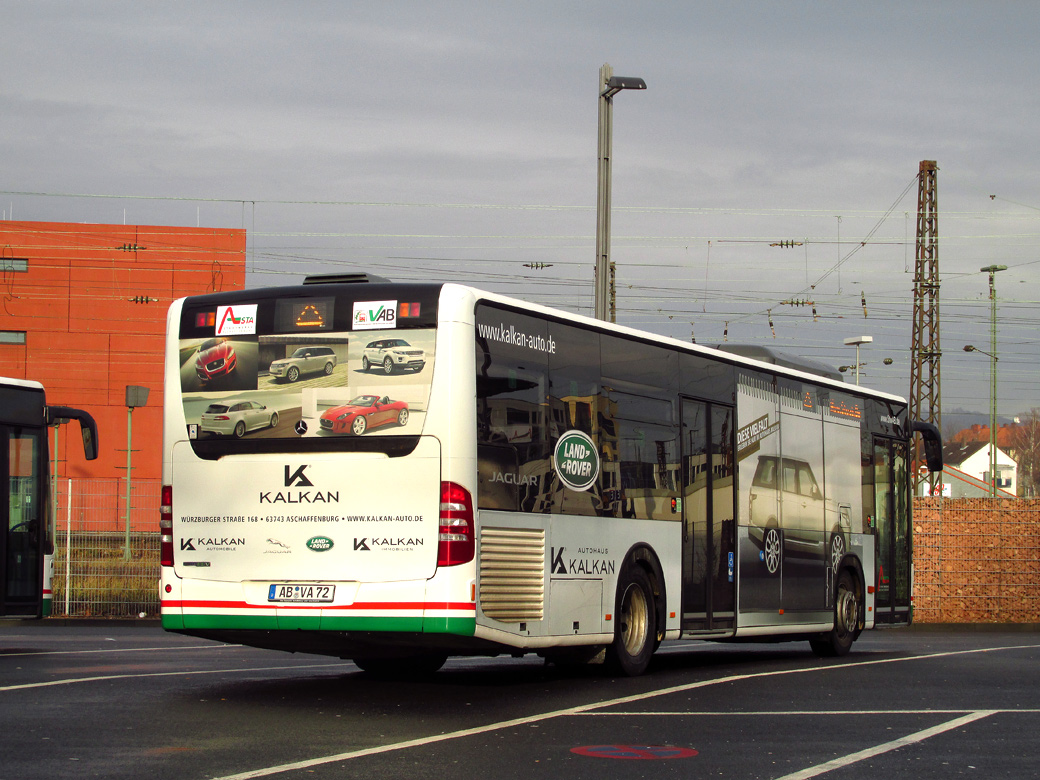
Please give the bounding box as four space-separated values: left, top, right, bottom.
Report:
1 622 1037 779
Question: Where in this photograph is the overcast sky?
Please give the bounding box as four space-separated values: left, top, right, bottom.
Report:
3 1 1039 421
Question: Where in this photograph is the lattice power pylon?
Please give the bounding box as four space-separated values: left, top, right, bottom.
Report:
909 160 940 493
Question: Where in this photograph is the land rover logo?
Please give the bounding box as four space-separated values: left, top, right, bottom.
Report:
306 536 334 552
553 430 599 492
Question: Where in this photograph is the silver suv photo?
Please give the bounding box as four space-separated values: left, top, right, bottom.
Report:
748 455 850 576
269 346 337 382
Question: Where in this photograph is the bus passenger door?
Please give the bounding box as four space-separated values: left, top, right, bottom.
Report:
873 438 911 624
1 427 44 617
680 399 735 631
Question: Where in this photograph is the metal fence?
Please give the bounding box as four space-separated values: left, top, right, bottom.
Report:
912 496 1040 623
51 478 160 617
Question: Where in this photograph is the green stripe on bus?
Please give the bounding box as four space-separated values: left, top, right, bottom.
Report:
179 613 280 630
170 613 476 634
423 616 476 635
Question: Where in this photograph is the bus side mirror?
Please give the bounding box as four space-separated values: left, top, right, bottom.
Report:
911 420 943 473
46 406 100 461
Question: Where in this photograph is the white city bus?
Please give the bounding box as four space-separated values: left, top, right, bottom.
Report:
160 275 941 675
1 378 97 619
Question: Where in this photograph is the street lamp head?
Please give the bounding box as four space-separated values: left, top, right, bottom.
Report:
606 76 647 90
843 336 873 346
963 345 976 353
980 264 1008 274
602 75 647 98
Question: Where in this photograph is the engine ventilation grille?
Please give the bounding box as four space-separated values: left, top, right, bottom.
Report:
479 527 545 622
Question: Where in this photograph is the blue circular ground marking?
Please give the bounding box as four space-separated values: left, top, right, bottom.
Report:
570 745 698 760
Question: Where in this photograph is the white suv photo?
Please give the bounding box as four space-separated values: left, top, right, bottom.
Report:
361 339 426 374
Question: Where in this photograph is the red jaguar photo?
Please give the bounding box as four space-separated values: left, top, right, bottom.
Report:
319 395 409 436
194 338 238 383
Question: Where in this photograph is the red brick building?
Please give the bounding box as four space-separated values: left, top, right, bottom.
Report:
0 220 246 481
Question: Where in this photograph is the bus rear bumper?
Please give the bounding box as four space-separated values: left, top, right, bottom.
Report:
159 567 476 636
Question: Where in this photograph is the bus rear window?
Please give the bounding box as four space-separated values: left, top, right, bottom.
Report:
177 305 436 452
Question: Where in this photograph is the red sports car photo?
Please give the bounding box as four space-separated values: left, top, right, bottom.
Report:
194 337 238 383
319 395 409 436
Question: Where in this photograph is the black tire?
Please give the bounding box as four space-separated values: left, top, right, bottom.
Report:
353 653 447 677
269 412 279 429
286 366 300 383
606 566 656 676
351 416 367 436
362 356 370 371
324 362 334 375
383 356 394 375
763 525 781 576
810 569 859 657
233 421 246 439
397 409 409 427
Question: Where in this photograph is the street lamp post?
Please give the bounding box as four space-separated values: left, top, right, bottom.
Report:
981 263 1007 496
963 344 999 495
123 385 149 559
843 336 873 386
595 63 646 322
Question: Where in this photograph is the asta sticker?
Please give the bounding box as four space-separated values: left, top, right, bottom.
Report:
553 430 599 492
216 304 258 335
353 300 397 330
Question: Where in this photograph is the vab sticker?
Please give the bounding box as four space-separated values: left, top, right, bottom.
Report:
553 430 599 492
352 300 397 330
306 536 334 552
216 304 257 335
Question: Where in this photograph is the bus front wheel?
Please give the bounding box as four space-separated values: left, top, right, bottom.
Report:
809 569 858 657
607 566 656 676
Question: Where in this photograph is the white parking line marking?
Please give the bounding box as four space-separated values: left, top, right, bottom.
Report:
209 642 1039 780
0 643 238 658
586 708 1040 716
0 663 345 692
772 710 997 780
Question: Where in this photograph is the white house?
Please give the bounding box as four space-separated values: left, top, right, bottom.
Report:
938 441 1017 497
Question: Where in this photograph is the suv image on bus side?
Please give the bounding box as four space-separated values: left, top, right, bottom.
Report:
268 346 337 383
361 339 426 374
748 455 851 576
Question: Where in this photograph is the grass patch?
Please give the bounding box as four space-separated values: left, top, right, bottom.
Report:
52 534 159 617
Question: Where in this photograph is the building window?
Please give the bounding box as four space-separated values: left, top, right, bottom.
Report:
0 331 26 345
0 258 28 272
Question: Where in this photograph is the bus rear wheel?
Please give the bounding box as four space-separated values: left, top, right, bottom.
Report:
810 569 858 657
607 566 656 676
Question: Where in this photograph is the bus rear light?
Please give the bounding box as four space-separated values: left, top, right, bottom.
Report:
438 481 474 566
398 301 421 318
160 484 174 567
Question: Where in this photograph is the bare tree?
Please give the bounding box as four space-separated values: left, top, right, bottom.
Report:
1009 409 1040 497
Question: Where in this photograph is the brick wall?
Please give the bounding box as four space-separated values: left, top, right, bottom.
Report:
913 497 1040 623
